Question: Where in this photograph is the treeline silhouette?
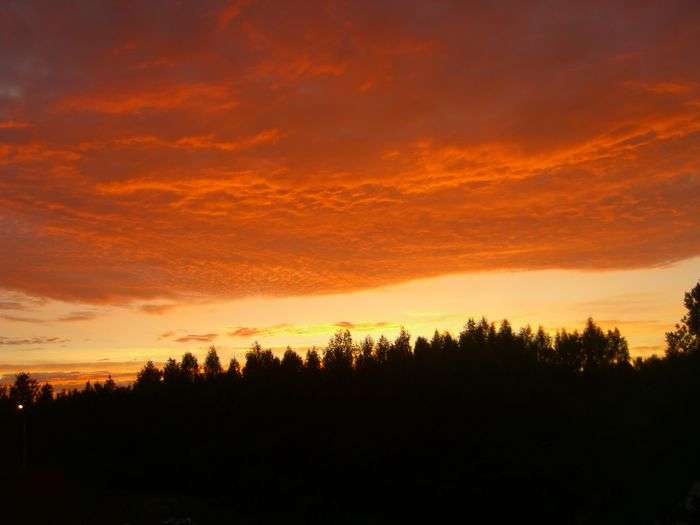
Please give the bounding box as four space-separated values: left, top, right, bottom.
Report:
1 281 700 523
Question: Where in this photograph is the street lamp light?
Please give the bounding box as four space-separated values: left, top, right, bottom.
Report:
17 404 23 410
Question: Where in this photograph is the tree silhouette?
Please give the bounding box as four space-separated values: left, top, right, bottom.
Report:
10 372 39 407
244 342 280 379
204 346 223 380
684 281 700 336
305 348 321 375
531 326 554 364
666 280 700 355
37 383 54 404
322 329 354 375
162 357 181 385
374 335 390 364
429 329 443 357
135 360 162 389
497 319 518 357
226 357 241 379
441 331 459 355
413 335 431 363
356 335 376 372
180 352 200 382
581 317 610 370
555 329 583 371
281 347 304 377
387 327 411 367
103 375 116 393
6 281 700 524
606 327 630 366
459 318 489 356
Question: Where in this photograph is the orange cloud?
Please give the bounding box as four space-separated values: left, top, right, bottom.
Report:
56 311 98 322
140 304 178 315
0 336 69 346
1 315 44 323
0 311 99 323
0 120 32 129
57 83 236 114
229 327 260 337
0 1 699 305
174 333 218 343
227 321 396 339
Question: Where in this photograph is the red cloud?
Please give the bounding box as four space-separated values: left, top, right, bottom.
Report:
1 1 699 304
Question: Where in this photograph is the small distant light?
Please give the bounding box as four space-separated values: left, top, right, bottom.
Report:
17 404 24 410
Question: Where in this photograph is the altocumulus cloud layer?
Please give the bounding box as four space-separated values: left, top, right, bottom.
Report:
1 1 699 304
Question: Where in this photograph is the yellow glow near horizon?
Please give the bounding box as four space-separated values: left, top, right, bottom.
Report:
1 257 697 388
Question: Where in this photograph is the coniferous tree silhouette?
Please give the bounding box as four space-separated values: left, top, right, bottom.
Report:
226 357 241 379
134 360 162 389
204 346 223 380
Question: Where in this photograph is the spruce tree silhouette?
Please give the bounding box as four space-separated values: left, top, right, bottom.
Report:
226 357 241 379
134 360 162 389
204 346 223 380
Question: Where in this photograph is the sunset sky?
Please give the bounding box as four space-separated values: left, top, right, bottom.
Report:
1 1 699 388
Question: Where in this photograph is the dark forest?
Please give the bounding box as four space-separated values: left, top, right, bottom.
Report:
2 281 700 524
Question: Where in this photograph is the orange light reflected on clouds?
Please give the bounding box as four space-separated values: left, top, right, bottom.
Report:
1 1 699 383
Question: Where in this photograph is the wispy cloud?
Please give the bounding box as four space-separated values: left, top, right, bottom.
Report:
1 310 99 323
1 314 45 323
174 333 218 343
228 327 260 337
56 311 98 322
0 301 28 310
139 303 178 315
227 321 397 339
0 336 69 346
